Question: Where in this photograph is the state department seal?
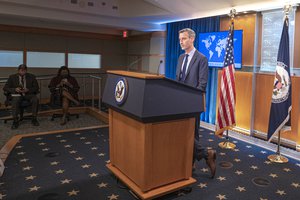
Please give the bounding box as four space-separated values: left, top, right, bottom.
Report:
272 62 290 104
114 78 128 106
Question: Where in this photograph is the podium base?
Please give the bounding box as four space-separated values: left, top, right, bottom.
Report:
107 163 196 200
218 141 236 149
268 154 289 163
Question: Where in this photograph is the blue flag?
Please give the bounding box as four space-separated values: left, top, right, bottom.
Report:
267 17 292 141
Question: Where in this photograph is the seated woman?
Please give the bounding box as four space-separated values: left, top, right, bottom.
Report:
48 66 80 125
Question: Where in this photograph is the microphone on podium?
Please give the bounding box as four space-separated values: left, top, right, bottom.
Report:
127 57 142 71
156 60 163 75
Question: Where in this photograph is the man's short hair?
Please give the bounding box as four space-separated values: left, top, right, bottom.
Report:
179 28 196 38
18 64 27 70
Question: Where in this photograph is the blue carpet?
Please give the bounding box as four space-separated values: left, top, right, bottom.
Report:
0 128 300 200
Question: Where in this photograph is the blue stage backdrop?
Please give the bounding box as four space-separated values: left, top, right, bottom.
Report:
165 16 220 124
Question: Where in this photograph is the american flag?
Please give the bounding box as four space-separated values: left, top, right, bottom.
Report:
216 21 236 135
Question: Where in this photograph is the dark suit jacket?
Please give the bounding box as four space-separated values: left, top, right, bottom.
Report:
176 50 208 92
3 73 39 95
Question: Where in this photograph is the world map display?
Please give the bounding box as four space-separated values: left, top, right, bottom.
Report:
199 30 243 68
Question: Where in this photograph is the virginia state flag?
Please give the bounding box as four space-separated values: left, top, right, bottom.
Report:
267 17 292 141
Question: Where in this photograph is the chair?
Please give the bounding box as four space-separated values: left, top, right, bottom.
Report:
3 92 33 124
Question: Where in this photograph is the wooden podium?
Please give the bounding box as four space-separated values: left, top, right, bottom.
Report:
102 70 204 199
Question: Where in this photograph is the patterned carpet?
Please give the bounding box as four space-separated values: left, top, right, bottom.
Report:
0 127 300 200
0 113 106 149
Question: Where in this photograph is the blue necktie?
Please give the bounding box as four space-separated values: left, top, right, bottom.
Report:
180 54 189 81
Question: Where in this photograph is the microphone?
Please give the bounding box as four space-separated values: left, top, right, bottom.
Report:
156 60 163 75
127 57 143 71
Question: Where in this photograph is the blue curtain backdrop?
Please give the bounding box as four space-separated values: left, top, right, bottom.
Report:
165 16 220 124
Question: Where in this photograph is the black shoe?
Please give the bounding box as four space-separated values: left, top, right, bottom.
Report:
11 120 19 129
32 118 40 126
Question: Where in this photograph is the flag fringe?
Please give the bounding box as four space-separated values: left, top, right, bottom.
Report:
215 124 236 136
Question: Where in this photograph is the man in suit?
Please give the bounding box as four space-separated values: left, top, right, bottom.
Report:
176 28 216 178
3 64 40 129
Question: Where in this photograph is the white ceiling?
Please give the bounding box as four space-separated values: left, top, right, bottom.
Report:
0 0 299 33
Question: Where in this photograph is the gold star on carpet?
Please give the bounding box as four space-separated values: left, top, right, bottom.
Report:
200 168 209 172
75 132 81 135
80 137 86 140
97 182 108 188
234 158 241 162
233 149 239 152
29 186 41 192
25 175 36 180
264 161 271 165
269 173 278 178
208 139 214 142
248 154 255 158
55 169 65 174
50 161 59 166
246 145 252 148
56 135 63 138
260 151 267 154
15 145 23 149
67 189 79 196
108 194 119 200
89 173 99 178
20 158 29 163
276 190 286 195
23 166 33 171
0 193 6 199
17 152 26 155
38 142 46 146
35 137 43 140
235 170 243 175
250 165 258 170
98 153 105 157
85 142 92 145
91 147 98 150
81 164 91 169
236 186 246 192
219 152 226 156
291 182 300 188
61 179 72 184
217 176 226 181
75 157 84 161
177 191 185 196
260 198 268 200
64 145 72 148
69 150 77 154
106 160 111 164
283 168 291 172
198 183 207 188
42 148 50 151
60 140 67 143
216 194 227 200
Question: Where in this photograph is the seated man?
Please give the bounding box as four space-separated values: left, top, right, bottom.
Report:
48 66 80 125
3 64 40 129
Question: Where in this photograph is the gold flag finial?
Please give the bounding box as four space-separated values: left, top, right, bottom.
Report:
229 9 236 21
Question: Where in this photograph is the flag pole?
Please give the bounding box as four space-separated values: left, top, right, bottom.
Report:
267 5 291 163
267 130 289 163
218 8 236 150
